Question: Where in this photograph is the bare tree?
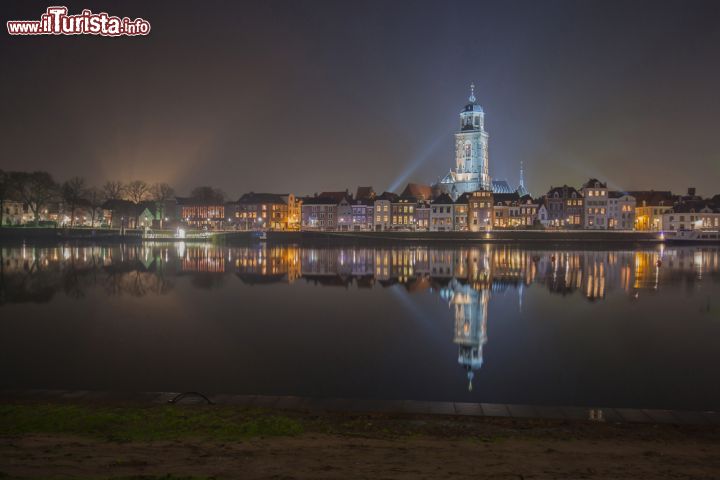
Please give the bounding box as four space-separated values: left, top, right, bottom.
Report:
190 186 225 203
126 180 150 203
61 177 88 227
102 181 125 201
10 171 59 226
86 187 106 228
151 182 175 229
102 181 125 227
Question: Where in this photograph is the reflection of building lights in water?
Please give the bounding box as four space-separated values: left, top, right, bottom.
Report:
442 278 489 391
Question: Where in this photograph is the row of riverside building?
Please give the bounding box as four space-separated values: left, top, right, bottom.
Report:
292 181 719 232
5 88 719 233
3 180 719 232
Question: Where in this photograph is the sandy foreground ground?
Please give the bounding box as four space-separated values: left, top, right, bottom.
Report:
2 432 720 479
1 404 720 479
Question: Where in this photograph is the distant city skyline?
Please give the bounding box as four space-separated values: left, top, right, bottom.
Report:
2 0 719 198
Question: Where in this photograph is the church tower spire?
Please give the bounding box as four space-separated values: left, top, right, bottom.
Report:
519 161 525 189
469 82 476 103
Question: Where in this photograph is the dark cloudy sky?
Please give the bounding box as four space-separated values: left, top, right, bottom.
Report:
2 0 719 198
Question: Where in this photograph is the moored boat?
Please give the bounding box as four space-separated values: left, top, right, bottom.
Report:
663 230 720 243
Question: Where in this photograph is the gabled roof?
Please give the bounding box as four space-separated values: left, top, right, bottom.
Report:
302 195 340 206
400 183 433 201
176 196 224 206
670 200 719 213
626 190 674 206
546 185 581 198
237 192 288 205
582 178 607 189
394 194 417 203
355 186 375 201
375 191 399 202
431 193 454 205
454 192 471 204
608 191 634 199
494 192 521 205
319 191 352 203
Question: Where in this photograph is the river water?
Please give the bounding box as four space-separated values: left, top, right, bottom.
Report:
1 242 718 411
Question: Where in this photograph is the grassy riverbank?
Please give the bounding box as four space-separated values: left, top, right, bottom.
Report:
1 401 718 479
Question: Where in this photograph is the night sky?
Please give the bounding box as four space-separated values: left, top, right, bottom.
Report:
2 0 719 198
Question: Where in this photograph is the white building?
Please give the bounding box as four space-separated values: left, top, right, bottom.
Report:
608 192 636 230
661 203 720 231
581 178 608 229
537 202 550 228
2 200 25 226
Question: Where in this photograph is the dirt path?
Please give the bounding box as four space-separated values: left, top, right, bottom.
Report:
1 400 719 479
2 431 720 479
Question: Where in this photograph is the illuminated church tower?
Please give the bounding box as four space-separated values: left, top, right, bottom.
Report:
437 84 491 198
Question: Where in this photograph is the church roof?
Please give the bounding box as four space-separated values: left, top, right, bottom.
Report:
492 180 513 194
516 185 530 197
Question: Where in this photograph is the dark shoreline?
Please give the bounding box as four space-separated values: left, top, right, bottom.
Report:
2 389 717 426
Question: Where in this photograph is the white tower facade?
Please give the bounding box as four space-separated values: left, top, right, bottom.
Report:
437 84 491 198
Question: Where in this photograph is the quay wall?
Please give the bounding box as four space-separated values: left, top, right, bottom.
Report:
0 227 664 245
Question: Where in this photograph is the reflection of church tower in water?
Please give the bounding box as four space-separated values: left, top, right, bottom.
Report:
441 278 489 391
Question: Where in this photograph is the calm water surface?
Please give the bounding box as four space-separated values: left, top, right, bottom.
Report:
1 242 719 411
